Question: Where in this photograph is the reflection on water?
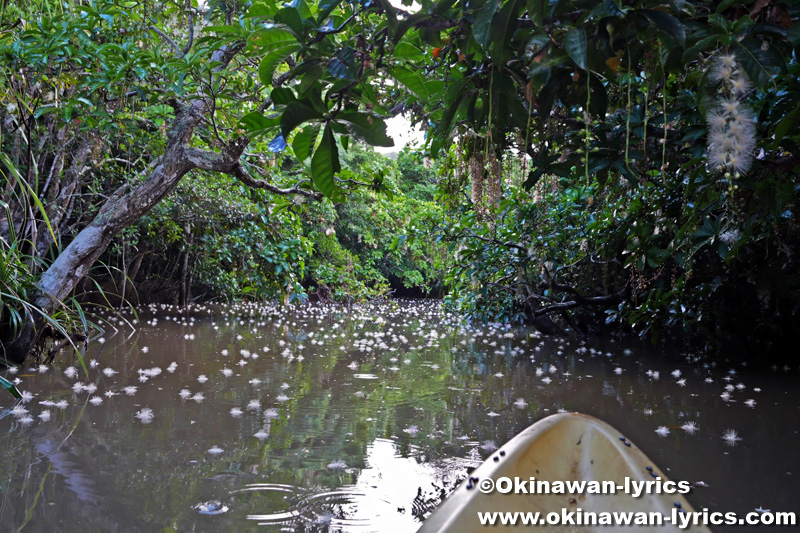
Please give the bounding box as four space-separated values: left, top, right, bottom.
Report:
0 300 798 531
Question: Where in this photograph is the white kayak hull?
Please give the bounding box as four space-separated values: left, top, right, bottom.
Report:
418 412 710 532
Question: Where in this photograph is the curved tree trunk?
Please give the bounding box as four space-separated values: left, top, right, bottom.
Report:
3 107 198 363
1 45 321 365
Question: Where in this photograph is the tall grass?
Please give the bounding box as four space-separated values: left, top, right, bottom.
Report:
0 154 90 382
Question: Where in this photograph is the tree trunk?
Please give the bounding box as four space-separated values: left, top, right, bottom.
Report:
179 223 192 308
2 102 202 364
1 44 319 365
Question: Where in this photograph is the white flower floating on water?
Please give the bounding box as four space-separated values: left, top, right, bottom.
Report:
681 422 699 435
141 346 149 353
541 377 552 384
247 399 261 411
481 440 498 452
135 408 154 424
20 391 33 403
179 389 192 399
229 407 243 418
264 408 279 419
403 425 419 436
671 370 681 379
191 393 205 403
18 415 34 426
720 392 732 402
655 426 670 437
84 383 97 394
613 367 623 375
38 365 49 373
722 429 742 446
704 377 713 383
513 398 528 409
222 368 233 377
72 382 85 393
276 394 290 403
643 408 653 416
102 368 117 377
10 405 28 418
676 378 687 387
744 399 756 408
38 410 51 422
253 429 269 440
327 459 347 470
207 446 224 455
197 375 208 384
54 400 68 409
167 362 177 373
123 386 138 396
89 396 104 406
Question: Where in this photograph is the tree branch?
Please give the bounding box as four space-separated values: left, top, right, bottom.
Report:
184 142 322 200
148 26 181 55
181 0 195 57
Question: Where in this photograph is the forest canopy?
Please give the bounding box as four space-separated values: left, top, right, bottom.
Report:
1 0 799 364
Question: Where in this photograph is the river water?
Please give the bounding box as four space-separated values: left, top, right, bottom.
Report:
0 300 798 531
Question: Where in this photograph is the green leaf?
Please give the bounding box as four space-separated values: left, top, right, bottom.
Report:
280 100 324 138
317 0 343 24
612 159 639 186
735 38 785 90
275 6 305 36
715 0 739 13
247 25 298 56
393 41 423 59
393 13 432 44
327 47 358 81
472 0 499 49
490 0 519 67
311 124 339 197
292 124 320 161
240 111 276 133
258 43 301 86
0 375 22 399
246 2 275 18
389 66 430 100
248 26 302 87
390 234 407 251
642 9 685 48
334 113 394 147
270 87 296 105
376 0 399 36
565 27 587 71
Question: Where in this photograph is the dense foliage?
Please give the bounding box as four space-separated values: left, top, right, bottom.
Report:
1 0 799 362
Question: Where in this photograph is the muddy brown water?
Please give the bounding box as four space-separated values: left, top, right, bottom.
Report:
1 300 798 531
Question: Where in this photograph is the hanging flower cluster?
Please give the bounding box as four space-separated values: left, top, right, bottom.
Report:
705 53 756 176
